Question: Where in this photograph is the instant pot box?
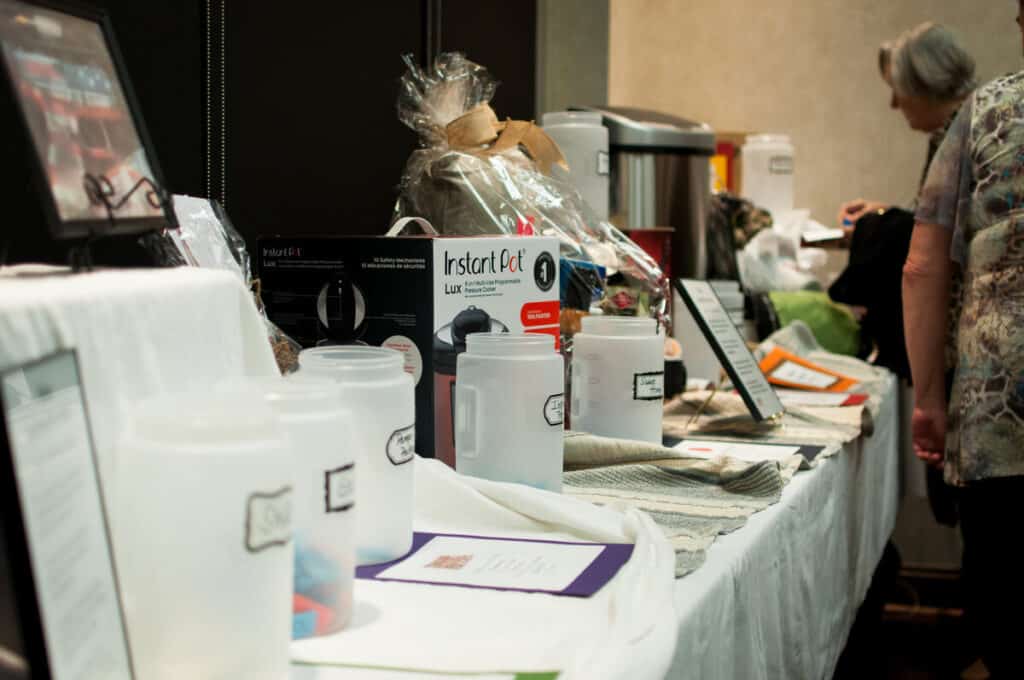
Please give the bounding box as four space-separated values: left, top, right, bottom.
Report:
257 235 560 464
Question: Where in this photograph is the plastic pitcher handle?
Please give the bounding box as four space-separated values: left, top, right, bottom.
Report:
386 217 438 237
570 361 583 419
454 383 481 459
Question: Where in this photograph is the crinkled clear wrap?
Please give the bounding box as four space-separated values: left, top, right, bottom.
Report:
391 53 669 331
141 195 302 373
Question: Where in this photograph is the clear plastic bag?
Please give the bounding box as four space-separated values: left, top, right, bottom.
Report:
141 195 302 373
736 228 821 293
392 52 669 330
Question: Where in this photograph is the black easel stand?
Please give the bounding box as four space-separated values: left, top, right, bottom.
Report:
69 173 171 273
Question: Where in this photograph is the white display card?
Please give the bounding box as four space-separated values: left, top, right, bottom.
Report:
774 389 855 408
673 439 801 463
290 666 516 680
0 351 134 679
375 535 603 592
674 280 785 421
768 360 838 390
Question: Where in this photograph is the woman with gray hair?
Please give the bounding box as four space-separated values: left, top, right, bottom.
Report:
904 3 1024 675
837 22 977 226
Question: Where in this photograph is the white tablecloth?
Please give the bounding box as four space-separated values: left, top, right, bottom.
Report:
668 375 900 680
0 267 680 680
0 267 900 680
0 266 279 498
291 459 679 680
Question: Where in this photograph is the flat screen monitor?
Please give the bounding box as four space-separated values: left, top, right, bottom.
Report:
0 0 172 239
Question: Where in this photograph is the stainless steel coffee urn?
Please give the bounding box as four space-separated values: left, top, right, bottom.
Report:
575 106 715 279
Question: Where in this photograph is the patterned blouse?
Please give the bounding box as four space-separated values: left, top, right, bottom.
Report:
916 71 1024 485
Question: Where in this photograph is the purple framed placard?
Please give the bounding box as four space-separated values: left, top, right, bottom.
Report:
355 531 634 598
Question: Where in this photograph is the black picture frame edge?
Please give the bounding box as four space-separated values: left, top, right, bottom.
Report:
0 0 176 242
0 348 137 679
673 278 785 423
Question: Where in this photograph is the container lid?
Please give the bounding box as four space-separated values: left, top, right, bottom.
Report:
541 110 604 128
572 105 715 154
464 332 556 357
744 133 792 146
129 384 283 448
249 375 345 417
580 315 663 337
299 346 404 378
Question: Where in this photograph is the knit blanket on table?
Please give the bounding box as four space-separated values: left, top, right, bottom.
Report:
563 436 799 577
563 322 893 578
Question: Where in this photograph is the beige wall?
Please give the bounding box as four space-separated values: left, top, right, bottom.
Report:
609 0 1022 226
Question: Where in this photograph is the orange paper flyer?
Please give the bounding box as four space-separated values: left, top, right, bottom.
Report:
758 347 859 392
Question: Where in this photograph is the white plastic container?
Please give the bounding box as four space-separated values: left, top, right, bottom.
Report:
571 316 665 443
298 346 415 565
741 133 795 218
115 386 293 680
455 333 565 492
259 375 355 639
542 110 610 220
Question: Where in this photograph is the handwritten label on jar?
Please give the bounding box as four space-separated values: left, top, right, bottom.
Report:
769 156 794 175
386 425 416 466
324 463 355 513
245 486 292 553
544 393 564 426
633 371 665 401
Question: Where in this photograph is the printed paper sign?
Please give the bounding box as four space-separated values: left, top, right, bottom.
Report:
758 347 859 392
633 371 664 401
674 279 785 421
376 536 602 591
802 228 846 243
773 389 868 408
1 351 134 679
673 439 801 463
289 667 523 680
357 532 633 597
770 360 837 389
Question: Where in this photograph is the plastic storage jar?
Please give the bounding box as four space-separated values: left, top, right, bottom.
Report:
115 385 293 680
541 110 610 220
298 346 415 565
259 375 355 639
455 333 564 492
571 316 665 443
741 133 795 218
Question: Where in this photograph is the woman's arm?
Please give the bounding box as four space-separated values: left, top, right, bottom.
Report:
902 222 953 466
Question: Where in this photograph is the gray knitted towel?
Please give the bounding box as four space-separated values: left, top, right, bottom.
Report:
563 432 800 577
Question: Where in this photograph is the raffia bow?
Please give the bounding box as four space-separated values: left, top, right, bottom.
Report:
445 104 569 175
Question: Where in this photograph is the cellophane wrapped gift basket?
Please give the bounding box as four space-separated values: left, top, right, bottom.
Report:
391 52 670 343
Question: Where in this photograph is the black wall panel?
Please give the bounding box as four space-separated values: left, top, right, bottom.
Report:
0 0 203 264
0 0 538 262
436 0 536 123
222 1 424 247
102 0 204 198
0 0 537 664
